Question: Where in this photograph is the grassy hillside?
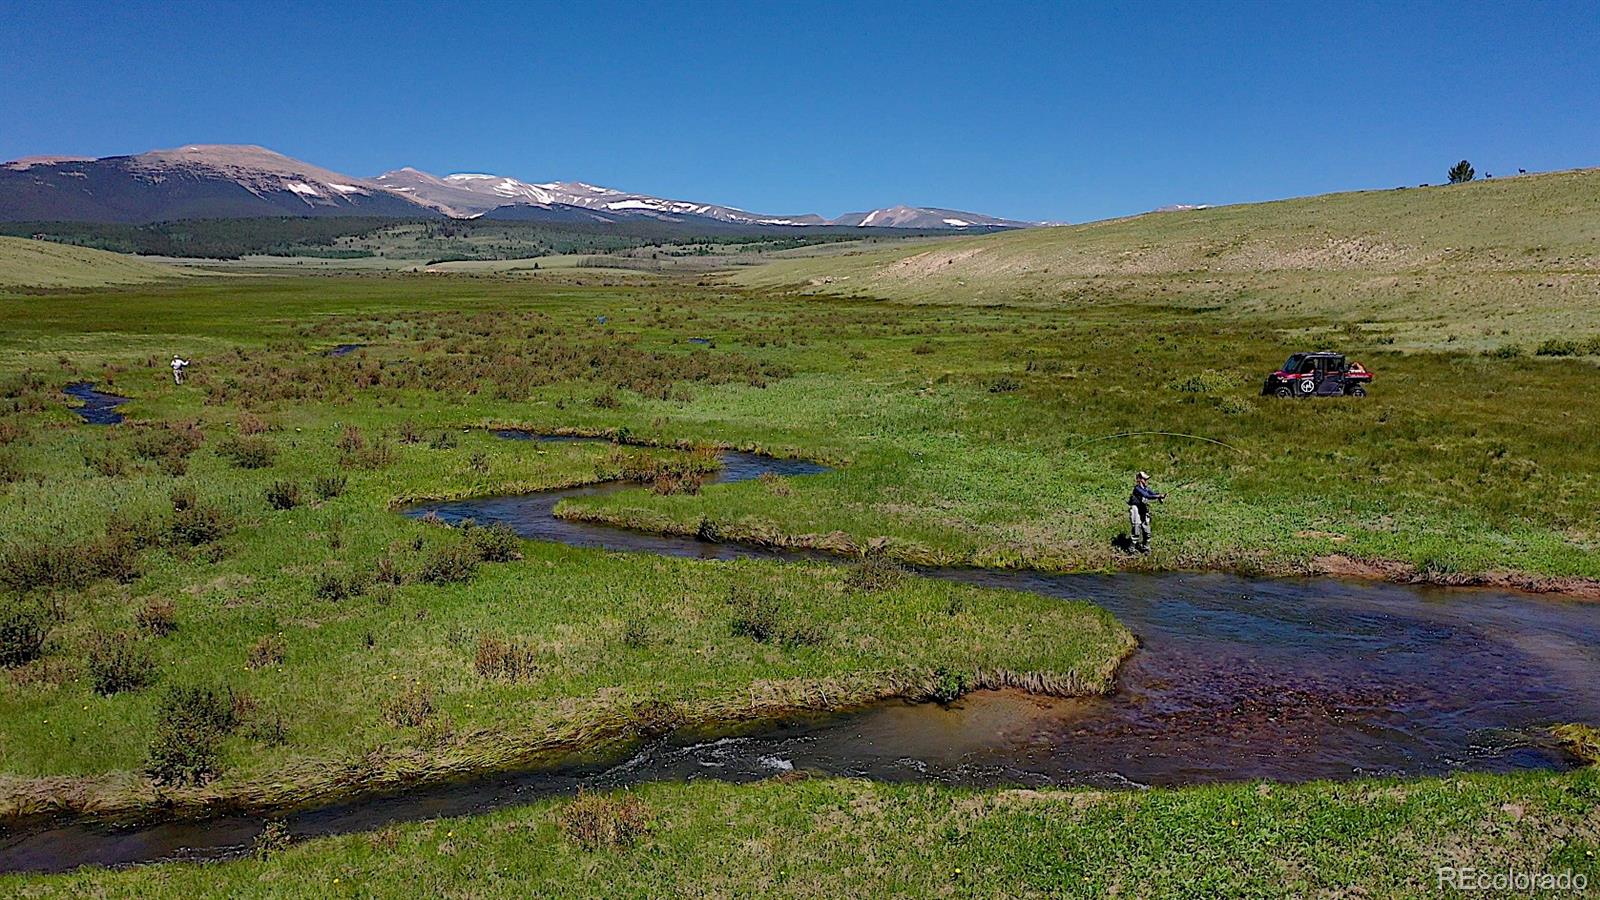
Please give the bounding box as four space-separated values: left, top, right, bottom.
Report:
736 169 1600 349
0 237 183 290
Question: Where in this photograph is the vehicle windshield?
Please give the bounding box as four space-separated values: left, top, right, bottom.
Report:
1281 354 1304 373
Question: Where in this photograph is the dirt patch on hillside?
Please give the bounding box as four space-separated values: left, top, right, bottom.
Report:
873 234 1430 285
880 245 989 280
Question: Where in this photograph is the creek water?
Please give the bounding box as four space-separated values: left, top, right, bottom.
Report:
63 382 130 425
4 431 1596 873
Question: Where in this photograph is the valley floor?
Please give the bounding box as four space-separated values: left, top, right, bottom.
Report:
1 274 1597 893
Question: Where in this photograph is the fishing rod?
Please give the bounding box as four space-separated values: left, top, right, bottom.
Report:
1067 431 1245 454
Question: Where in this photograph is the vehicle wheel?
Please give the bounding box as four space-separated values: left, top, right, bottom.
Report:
1348 384 1367 397
1275 386 1293 398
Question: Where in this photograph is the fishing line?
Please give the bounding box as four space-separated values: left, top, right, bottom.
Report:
1067 431 1245 454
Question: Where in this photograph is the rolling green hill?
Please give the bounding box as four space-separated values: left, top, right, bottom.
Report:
737 168 1600 348
0 235 185 289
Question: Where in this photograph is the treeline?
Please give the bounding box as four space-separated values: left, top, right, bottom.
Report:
0 218 392 259
1 216 975 261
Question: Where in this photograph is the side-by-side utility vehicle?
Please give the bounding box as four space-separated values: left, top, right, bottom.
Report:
1262 351 1372 398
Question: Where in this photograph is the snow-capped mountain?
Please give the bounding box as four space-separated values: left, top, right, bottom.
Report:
379 166 1037 228
375 167 828 225
828 204 1034 229
0 145 426 222
0 144 1045 229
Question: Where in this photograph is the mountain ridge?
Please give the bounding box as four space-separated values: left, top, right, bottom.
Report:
0 144 1043 229
0 144 427 223
375 165 1037 229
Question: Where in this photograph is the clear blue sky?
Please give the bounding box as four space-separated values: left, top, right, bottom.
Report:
2 0 1596 222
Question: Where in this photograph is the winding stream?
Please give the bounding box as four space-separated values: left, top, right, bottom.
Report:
63 382 130 425
4 431 1597 873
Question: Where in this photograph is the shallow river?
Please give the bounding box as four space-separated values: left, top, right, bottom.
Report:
4 431 1596 873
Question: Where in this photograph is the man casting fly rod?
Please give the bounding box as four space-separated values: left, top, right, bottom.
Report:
1127 471 1167 554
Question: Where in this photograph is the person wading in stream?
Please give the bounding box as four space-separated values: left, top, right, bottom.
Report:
1128 471 1166 554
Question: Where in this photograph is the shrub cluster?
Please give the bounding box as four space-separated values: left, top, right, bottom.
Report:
418 544 479 584
343 439 395 470
460 521 522 563
170 502 231 546
237 413 272 436
145 684 239 786
557 791 651 850
129 421 205 470
621 616 653 649
136 598 178 636
728 586 825 647
313 473 348 500
0 596 52 667
651 471 702 495
264 480 302 510
314 567 368 602
385 683 436 727
373 552 408 586
758 471 793 496
1 531 142 592
844 556 906 594
606 447 718 486
86 630 157 695
930 666 970 704
216 435 277 469
335 425 366 454
474 633 540 680
1535 336 1600 357
85 446 130 478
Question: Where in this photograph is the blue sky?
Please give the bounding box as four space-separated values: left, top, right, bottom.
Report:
2 0 1596 222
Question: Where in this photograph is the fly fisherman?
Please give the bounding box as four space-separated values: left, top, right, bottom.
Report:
1128 471 1166 554
170 355 189 385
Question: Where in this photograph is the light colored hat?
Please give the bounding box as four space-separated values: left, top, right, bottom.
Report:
1137 471 1149 480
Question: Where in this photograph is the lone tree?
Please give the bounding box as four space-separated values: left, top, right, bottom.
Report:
1448 160 1476 184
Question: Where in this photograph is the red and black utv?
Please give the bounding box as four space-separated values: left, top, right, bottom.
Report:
1262 352 1372 398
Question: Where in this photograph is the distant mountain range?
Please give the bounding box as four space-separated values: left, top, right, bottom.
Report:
0 144 1044 230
